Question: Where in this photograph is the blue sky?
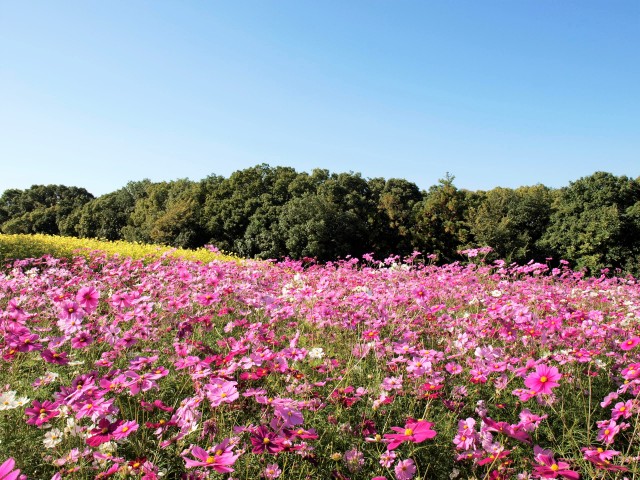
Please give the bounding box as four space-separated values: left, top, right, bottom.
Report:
1 1 638 196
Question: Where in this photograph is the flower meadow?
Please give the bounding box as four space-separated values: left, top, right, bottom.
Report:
1 248 639 479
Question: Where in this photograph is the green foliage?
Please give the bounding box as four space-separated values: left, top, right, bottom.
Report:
65 180 151 240
0 185 94 235
470 185 552 263
1 167 640 275
413 174 471 262
540 172 640 275
122 179 207 248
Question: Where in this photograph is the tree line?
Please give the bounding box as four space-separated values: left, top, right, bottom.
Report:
1 165 639 275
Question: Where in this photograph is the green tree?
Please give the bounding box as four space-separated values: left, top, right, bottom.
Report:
413 174 470 262
276 194 366 261
469 185 553 263
121 179 207 248
0 185 94 235
540 172 640 274
203 165 299 253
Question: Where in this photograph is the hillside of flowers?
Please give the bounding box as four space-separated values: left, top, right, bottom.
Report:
1 248 639 479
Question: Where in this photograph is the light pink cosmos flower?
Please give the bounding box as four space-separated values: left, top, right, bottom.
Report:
524 364 561 395
394 458 416 480
274 405 303 428
263 463 282 479
379 450 396 468
204 379 239 407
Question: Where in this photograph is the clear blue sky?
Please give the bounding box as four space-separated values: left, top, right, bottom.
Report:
1 1 638 196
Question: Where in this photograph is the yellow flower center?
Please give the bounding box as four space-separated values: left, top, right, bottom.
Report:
122 426 129 432
404 428 413 436
550 464 559 471
539 376 548 383
263 437 270 444
206 456 215 464
620 406 626 411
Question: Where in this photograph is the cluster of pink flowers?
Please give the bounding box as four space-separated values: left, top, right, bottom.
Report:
0 251 638 479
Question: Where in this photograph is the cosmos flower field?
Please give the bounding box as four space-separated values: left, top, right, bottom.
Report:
1 247 639 479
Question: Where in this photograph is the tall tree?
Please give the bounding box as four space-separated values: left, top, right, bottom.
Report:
540 172 640 274
470 185 552 263
413 174 470 262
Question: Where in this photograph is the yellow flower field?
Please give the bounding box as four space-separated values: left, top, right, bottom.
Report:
0 234 237 264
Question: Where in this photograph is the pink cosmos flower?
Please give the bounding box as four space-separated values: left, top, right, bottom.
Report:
274 405 303 428
70 332 94 349
379 450 396 468
25 399 60 427
384 419 437 450
518 409 548 432
112 420 139 440
183 441 239 473
41 349 69 365
0 458 21 480
76 286 100 312
394 458 416 480
204 379 239 407
250 426 284 454
263 463 282 479
532 445 579 479
611 400 634 420
524 364 561 395
596 420 621 444
582 447 628 472
620 336 640 351
86 418 122 447
58 300 84 322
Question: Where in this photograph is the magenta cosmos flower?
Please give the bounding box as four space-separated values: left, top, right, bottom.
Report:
532 445 579 479
0 458 20 480
384 419 437 450
620 336 640 351
524 364 561 395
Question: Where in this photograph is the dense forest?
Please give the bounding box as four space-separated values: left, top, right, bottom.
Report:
1 165 639 275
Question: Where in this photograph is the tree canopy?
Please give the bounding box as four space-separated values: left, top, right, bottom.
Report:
2 168 638 276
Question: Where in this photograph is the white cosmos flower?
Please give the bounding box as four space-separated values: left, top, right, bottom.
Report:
0 391 18 410
43 428 64 448
308 347 325 360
